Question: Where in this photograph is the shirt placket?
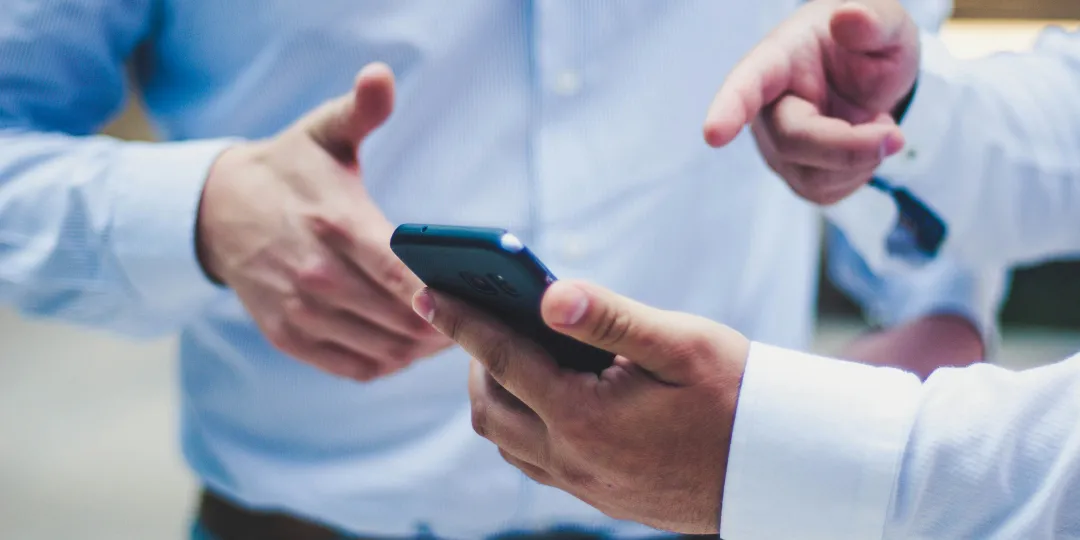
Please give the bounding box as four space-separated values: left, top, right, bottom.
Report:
529 1 596 277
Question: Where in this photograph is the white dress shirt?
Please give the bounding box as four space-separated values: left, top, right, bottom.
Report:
722 27 1080 540
0 1 998 537
829 27 1080 270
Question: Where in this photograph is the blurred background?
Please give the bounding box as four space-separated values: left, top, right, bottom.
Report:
2 3 1080 540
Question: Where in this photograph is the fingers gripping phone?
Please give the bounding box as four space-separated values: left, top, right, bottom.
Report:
390 224 615 374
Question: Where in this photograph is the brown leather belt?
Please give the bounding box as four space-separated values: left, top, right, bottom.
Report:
198 489 353 540
197 489 715 540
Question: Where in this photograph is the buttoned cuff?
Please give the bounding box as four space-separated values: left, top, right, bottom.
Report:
719 343 922 540
110 139 238 320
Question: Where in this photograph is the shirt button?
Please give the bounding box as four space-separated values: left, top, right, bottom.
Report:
562 236 589 260
552 71 582 96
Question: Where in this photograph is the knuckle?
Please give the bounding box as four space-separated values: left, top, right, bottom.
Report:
795 170 835 202
343 360 380 382
404 310 438 335
785 176 828 205
806 188 833 205
762 155 790 181
306 213 354 243
264 320 299 353
387 338 423 365
470 399 490 438
773 121 809 153
378 257 412 292
281 296 318 328
799 166 827 186
497 447 516 465
770 130 799 155
442 310 466 343
591 304 633 349
842 148 865 169
480 336 515 381
819 189 853 206
294 258 338 293
319 358 356 379
675 325 722 361
556 462 598 491
365 361 399 381
784 178 812 200
562 413 598 443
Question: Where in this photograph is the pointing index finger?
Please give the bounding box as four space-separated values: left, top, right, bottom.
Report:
704 41 793 148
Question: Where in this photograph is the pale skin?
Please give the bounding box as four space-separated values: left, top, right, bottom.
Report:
414 281 747 535
704 0 919 206
704 0 983 378
197 63 452 382
193 0 975 385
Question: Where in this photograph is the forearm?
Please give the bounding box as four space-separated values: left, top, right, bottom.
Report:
824 223 1006 378
842 313 983 380
0 130 235 337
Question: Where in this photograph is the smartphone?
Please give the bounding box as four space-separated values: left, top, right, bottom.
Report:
390 224 615 374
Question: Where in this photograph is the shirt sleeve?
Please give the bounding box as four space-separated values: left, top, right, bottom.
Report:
721 343 1080 540
820 0 1012 349
0 1 238 337
823 222 1009 352
827 28 1080 271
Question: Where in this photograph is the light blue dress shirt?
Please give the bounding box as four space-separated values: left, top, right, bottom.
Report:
0 1 998 538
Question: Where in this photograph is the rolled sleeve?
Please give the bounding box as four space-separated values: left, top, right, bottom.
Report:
823 32 1009 356
870 258 1007 357
110 139 237 318
720 343 923 540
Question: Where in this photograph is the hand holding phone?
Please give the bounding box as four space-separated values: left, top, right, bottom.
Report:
390 224 615 374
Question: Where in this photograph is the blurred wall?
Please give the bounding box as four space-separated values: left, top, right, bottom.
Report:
955 0 1080 19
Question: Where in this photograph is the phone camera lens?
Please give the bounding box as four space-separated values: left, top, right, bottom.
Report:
488 274 520 297
460 272 499 295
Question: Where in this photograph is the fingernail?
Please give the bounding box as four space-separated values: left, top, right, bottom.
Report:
412 290 435 323
557 286 590 326
358 61 389 79
881 132 905 157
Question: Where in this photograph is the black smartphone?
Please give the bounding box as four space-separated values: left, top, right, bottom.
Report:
390 224 615 374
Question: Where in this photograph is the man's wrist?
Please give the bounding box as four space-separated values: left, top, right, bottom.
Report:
110 138 239 317
714 328 751 532
842 312 984 379
196 143 253 287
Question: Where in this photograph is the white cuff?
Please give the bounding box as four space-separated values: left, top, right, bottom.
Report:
720 343 922 540
110 139 238 320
